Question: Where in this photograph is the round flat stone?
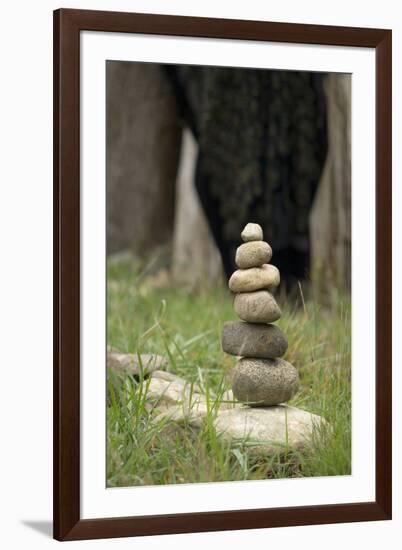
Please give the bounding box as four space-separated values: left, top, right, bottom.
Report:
221 321 288 358
231 357 299 406
228 264 280 293
241 223 263 242
234 290 281 323
235 241 272 269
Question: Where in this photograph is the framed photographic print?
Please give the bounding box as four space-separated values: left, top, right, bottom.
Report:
53 8 392 541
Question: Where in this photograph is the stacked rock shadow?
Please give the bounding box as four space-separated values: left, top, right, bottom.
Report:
222 223 299 407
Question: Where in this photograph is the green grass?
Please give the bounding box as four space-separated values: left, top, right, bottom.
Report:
107 257 351 487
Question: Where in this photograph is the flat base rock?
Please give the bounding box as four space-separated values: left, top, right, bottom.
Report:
214 405 327 455
156 389 327 456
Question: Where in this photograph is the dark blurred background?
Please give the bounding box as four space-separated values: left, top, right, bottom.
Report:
106 61 351 294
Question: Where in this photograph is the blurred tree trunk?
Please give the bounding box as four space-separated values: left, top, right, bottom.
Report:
310 74 351 294
172 129 223 287
106 62 181 255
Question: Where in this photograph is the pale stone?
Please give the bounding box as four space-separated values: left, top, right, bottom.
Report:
151 370 182 382
214 405 328 455
222 388 236 403
241 223 263 242
231 357 299 406
146 372 203 407
222 321 288 358
228 264 280 293
157 403 328 456
154 398 238 426
155 402 211 425
235 241 272 269
149 372 236 422
107 351 168 377
234 291 281 323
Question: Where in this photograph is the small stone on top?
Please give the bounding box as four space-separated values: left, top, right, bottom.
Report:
241 223 263 242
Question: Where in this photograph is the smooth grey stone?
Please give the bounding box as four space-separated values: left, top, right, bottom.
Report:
241 223 263 242
228 264 280 293
234 290 281 323
221 321 288 358
231 357 299 406
235 241 272 269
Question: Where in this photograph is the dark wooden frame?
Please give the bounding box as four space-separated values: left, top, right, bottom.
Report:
54 8 392 541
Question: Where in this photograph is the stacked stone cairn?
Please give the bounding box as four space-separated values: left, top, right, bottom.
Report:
222 223 299 407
